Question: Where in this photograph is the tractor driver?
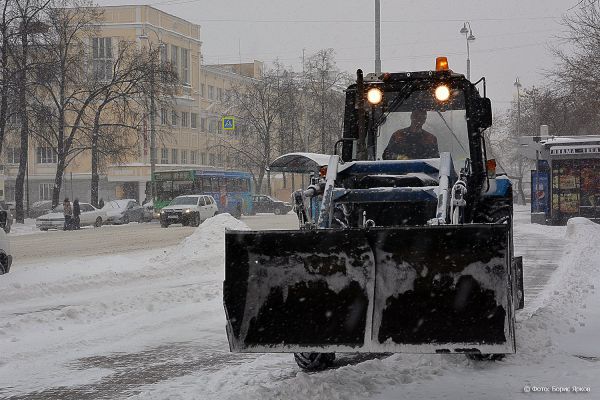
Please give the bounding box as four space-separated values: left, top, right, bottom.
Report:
382 109 439 160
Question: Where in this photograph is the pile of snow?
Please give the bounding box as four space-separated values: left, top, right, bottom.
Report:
0 214 250 396
517 218 600 360
150 213 250 278
9 218 43 236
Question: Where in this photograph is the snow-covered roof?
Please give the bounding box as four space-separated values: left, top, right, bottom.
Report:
269 152 331 173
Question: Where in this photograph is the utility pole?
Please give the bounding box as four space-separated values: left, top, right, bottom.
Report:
138 28 163 203
375 0 381 74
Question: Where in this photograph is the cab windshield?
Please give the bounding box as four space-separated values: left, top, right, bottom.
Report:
169 196 198 206
375 88 470 172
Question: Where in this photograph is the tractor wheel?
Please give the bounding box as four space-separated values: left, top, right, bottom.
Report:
467 353 505 361
293 352 335 371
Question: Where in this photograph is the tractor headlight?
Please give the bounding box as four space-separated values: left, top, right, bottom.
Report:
367 88 383 105
435 85 450 101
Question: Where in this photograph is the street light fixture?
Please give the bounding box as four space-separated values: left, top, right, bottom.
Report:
138 28 165 203
459 22 475 80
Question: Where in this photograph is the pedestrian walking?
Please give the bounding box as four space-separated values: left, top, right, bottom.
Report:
63 198 73 231
73 199 81 230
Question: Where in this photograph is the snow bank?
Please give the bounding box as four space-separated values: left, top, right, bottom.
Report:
175 213 249 261
10 218 43 236
0 214 249 395
517 217 600 359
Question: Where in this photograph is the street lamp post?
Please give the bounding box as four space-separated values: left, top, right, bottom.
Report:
375 0 381 74
514 76 525 205
138 29 164 203
459 22 476 80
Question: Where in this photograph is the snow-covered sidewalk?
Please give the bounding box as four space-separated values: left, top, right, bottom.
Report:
0 213 598 399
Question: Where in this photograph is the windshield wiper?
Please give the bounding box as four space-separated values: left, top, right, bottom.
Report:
435 111 469 155
374 83 415 128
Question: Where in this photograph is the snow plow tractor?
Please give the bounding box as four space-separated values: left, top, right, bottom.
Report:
223 58 524 371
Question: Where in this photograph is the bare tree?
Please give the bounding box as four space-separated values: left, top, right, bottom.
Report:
217 69 285 194
85 41 178 207
30 0 105 207
303 49 349 153
10 0 51 222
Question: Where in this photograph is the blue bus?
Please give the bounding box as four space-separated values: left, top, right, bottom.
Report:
152 169 253 218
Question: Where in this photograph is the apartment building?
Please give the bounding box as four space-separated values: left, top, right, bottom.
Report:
3 5 262 206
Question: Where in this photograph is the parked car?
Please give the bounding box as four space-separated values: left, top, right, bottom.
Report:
252 195 292 215
159 195 218 228
103 199 150 224
0 210 12 274
28 200 54 219
36 203 106 231
0 201 13 233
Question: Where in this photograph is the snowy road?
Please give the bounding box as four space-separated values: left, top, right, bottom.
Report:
1 209 599 400
11 213 298 262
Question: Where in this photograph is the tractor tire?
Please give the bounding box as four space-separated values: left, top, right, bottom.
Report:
293 352 335 371
467 353 505 362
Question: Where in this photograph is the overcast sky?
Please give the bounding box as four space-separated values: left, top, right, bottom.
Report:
97 0 578 111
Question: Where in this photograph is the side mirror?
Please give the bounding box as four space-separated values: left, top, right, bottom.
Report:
474 97 493 130
0 210 7 229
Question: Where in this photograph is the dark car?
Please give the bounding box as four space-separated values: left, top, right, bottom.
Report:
252 195 292 215
103 199 149 224
0 201 12 233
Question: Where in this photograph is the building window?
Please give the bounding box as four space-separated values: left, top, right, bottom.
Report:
200 83 205 97
39 183 53 201
209 153 216 165
208 119 217 134
171 110 177 126
191 113 197 129
180 48 189 84
217 154 223 165
170 45 179 78
181 112 189 127
208 85 214 100
181 150 187 164
200 117 206 131
92 37 113 81
190 150 197 164
7 147 20 164
160 44 168 65
171 149 178 164
160 109 168 125
217 88 223 101
201 152 207 164
161 148 168 164
36 147 57 164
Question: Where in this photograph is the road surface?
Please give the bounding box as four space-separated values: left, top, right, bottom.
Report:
11 213 298 263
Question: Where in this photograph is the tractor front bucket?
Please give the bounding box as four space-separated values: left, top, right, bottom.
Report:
224 224 516 355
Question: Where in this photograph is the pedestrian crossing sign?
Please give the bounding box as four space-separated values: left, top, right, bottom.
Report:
222 116 235 130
